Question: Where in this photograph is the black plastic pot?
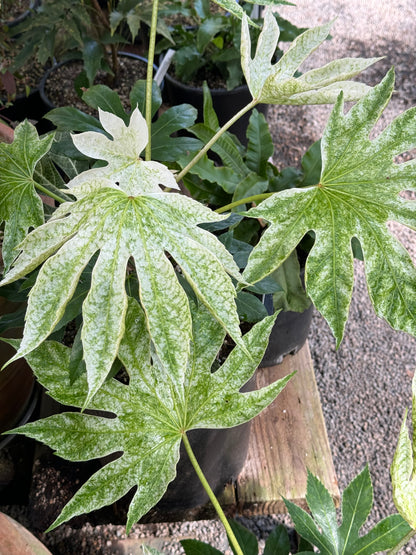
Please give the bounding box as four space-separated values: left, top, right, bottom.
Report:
2 0 39 28
0 90 47 126
39 52 158 114
0 298 38 451
153 372 256 513
163 70 268 144
259 295 313 368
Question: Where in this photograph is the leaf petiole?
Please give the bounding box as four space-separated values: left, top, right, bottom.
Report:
216 192 273 214
34 182 67 204
182 432 244 555
175 98 259 182
145 0 160 161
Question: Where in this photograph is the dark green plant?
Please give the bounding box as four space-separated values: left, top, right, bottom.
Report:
9 0 173 87
156 0 306 90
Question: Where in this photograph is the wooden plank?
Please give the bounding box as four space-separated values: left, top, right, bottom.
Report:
234 341 340 515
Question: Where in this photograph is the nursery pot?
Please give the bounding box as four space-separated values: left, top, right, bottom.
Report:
39 52 158 115
0 298 37 450
259 295 313 368
162 69 268 144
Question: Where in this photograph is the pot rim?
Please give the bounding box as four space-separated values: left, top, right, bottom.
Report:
39 52 158 111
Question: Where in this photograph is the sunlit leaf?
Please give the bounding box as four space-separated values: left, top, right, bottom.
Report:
241 8 381 105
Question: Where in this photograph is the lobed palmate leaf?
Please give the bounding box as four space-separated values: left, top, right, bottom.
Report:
0 108 244 401
391 373 416 529
6 298 293 532
0 121 54 273
241 8 381 105
243 69 416 346
284 467 412 554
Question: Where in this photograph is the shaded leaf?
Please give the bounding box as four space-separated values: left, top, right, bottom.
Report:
246 109 274 177
243 69 416 345
181 539 224 555
263 524 290 555
228 519 258 555
271 251 311 313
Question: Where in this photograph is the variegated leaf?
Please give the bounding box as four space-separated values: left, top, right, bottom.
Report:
1 108 243 401
391 373 416 529
7 298 293 531
0 121 54 272
241 8 381 105
243 69 416 346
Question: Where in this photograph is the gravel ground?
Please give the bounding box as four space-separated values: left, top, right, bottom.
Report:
3 1 416 553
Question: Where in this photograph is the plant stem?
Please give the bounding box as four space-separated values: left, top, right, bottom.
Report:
182 432 244 555
175 98 259 182
34 183 66 204
145 0 159 161
387 529 416 554
216 192 273 214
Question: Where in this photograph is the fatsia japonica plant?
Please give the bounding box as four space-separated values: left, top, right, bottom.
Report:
1 0 416 553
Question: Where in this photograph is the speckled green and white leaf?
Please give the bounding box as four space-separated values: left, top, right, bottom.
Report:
69 108 179 196
0 120 53 272
241 8 380 105
1 108 244 396
243 69 416 346
391 373 416 529
9 298 292 531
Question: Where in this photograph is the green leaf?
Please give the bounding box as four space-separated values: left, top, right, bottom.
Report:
246 109 274 177
241 8 381 104
285 466 412 554
263 524 290 555
181 539 224 555
197 17 225 53
349 515 413 555
179 153 240 195
190 123 246 177
0 120 53 273
82 39 105 86
151 104 202 162
130 80 163 120
1 108 244 401
243 69 416 346
46 107 104 134
82 85 128 122
298 140 322 188
232 173 269 209
391 373 416 529
9 298 293 531
271 251 311 313
228 519 258 555
236 291 268 323
284 497 332 553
